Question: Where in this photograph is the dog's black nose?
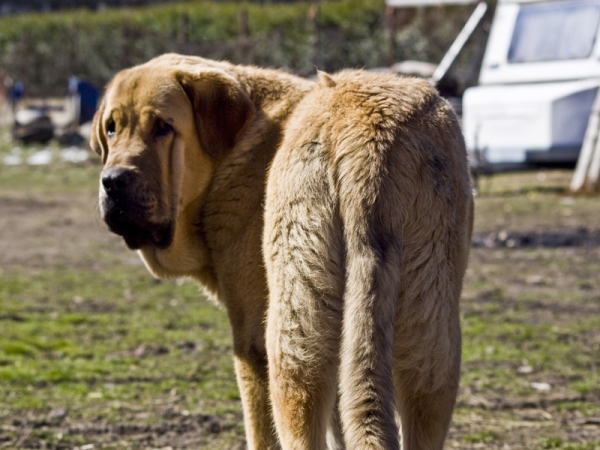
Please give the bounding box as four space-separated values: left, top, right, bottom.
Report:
102 167 134 195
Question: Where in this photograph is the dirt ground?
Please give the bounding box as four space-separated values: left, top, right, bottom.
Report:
0 186 247 449
1 168 600 449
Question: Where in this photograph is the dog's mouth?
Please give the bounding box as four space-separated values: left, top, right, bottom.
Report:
102 199 173 250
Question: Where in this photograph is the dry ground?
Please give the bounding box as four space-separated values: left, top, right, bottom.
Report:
0 149 599 449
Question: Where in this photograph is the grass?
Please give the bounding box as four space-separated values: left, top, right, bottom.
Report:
1 133 600 448
0 132 245 448
0 265 241 434
450 171 600 449
0 273 245 448
0 142 99 194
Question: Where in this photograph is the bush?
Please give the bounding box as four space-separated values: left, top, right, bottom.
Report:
0 0 478 96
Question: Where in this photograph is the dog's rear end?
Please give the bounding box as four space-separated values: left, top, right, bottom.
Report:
263 71 473 449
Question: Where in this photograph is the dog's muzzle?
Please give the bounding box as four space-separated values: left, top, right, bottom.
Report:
100 167 173 250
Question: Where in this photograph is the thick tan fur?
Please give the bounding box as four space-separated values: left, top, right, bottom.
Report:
92 54 473 450
264 70 473 449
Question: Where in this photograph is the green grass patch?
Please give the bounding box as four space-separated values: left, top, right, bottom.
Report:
2 150 600 447
0 263 238 423
463 430 498 443
0 133 101 194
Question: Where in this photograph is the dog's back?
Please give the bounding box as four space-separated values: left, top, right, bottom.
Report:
264 70 473 449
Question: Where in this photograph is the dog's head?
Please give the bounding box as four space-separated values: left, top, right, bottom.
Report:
91 56 255 278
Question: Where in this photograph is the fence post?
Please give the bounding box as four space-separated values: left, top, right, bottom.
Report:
571 87 600 193
386 6 397 67
238 8 250 64
120 22 130 70
69 24 80 79
586 123 600 190
308 2 320 70
178 12 189 48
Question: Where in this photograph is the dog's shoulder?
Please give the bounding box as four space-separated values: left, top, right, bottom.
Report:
318 71 442 120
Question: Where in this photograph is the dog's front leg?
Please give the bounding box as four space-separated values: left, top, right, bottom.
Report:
234 349 280 449
228 302 279 450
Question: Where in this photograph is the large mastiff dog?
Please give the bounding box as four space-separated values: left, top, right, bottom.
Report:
92 53 473 450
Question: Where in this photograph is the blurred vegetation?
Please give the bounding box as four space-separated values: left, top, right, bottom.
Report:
0 0 484 97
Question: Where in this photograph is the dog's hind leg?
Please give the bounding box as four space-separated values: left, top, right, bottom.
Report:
395 375 459 450
326 399 346 450
264 140 345 450
392 231 465 450
393 319 461 450
265 283 342 450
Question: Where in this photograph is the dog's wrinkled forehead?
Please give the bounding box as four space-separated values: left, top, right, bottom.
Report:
105 69 184 122
93 61 254 162
91 67 195 166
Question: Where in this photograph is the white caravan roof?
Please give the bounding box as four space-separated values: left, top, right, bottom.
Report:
480 0 600 84
385 0 478 6
497 0 577 3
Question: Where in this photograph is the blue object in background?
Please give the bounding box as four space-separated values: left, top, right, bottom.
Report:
9 80 24 105
69 76 98 124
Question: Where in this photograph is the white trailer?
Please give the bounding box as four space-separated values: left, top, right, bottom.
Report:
462 0 600 172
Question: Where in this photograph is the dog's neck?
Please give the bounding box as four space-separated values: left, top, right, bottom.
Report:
138 64 315 304
235 66 314 119
196 69 314 302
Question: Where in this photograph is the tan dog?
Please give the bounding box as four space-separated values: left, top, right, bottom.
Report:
264 70 473 450
92 54 473 450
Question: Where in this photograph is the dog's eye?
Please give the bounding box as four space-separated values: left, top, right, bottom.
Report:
153 119 174 138
106 120 116 139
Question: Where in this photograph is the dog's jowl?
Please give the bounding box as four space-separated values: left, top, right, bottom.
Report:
92 53 473 450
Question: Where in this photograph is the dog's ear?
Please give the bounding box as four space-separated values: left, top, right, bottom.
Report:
90 93 108 163
178 70 256 160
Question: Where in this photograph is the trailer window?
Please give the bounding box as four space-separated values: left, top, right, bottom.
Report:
508 0 600 63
